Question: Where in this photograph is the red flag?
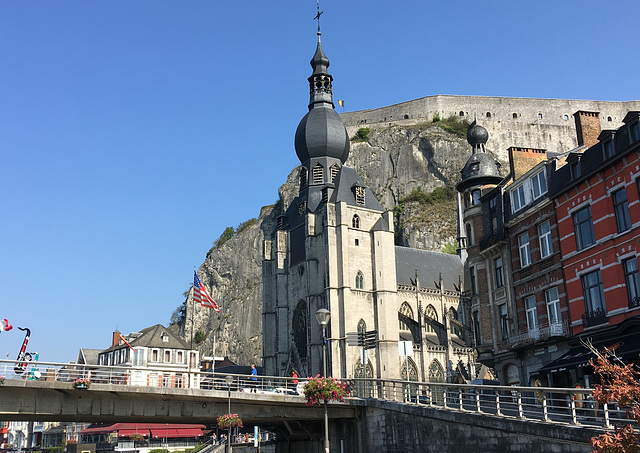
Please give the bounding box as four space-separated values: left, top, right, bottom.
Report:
194 271 220 312
118 333 136 351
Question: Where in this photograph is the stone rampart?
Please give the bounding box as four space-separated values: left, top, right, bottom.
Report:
341 95 640 161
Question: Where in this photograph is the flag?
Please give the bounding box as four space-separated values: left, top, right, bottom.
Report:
194 271 220 312
118 333 136 351
338 99 344 107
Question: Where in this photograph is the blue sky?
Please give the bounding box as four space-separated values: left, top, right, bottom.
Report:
1 1 638 364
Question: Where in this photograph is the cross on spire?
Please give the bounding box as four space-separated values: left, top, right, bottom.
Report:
314 0 323 34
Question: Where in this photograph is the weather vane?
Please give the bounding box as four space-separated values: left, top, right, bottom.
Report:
314 0 323 34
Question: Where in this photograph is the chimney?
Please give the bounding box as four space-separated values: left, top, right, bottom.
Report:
112 331 121 347
574 111 601 149
508 147 547 180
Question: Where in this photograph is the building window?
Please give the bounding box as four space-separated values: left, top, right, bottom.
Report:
330 164 340 182
459 111 464 117
499 304 508 340
487 112 492 118
466 224 473 245
531 169 547 199
494 256 504 288
538 113 543 119
623 257 640 308
471 189 481 205
176 351 184 364
399 302 414 331
604 140 615 159
512 113 518 119
164 350 171 363
545 287 561 325
473 311 481 345
352 214 360 229
525 296 538 330
511 184 527 212
581 269 606 318
151 349 159 362
570 161 581 179
612 188 631 233
292 301 308 359
355 271 364 290
300 167 308 189
469 266 477 295
355 186 366 204
425 304 437 334
538 220 553 258
573 206 595 250
355 238 359 246
518 232 531 267
631 122 640 142
312 163 324 184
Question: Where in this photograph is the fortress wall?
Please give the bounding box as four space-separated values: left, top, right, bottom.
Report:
342 95 640 161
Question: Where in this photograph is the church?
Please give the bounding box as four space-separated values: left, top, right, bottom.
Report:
261 29 474 384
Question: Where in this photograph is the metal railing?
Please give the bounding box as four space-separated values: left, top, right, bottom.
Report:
0 359 632 430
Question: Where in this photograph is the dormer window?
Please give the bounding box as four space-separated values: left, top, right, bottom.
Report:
470 163 479 173
161 332 169 343
354 186 365 205
604 139 615 159
531 169 547 199
312 163 324 184
571 161 581 179
631 122 640 142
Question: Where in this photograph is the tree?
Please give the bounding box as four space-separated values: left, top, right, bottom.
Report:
588 343 640 452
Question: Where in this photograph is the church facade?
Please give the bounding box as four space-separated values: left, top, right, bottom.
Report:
261 32 472 384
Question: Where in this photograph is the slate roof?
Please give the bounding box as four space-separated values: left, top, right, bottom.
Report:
101 324 190 353
395 246 463 291
76 348 101 365
330 166 384 211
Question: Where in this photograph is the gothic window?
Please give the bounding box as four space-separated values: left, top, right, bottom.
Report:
354 358 374 397
330 164 340 182
355 271 364 290
354 186 366 204
399 302 413 331
292 300 308 359
448 307 459 335
425 304 437 333
300 167 308 190
357 319 366 335
402 357 420 402
312 163 324 184
352 214 360 229
428 359 445 383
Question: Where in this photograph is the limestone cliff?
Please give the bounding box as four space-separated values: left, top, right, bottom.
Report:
180 121 488 365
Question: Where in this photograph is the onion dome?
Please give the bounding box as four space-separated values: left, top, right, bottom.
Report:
467 122 489 149
456 121 502 192
294 34 350 164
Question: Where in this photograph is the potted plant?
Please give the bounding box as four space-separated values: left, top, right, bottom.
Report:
217 413 243 429
0 376 5 385
73 378 91 389
129 433 144 442
303 375 350 406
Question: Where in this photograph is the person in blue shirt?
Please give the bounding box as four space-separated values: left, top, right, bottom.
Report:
250 364 258 392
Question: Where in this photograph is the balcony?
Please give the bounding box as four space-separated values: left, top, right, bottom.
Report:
582 307 608 328
508 320 569 345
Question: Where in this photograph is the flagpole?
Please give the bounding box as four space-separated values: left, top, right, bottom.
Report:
190 268 196 388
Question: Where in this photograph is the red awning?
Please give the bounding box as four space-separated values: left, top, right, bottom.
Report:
118 429 149 437
150 428 202 438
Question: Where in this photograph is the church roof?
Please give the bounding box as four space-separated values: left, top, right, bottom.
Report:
330 166 384 211
395 247 463 291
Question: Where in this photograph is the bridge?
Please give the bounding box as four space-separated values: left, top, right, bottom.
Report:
0 360 617 452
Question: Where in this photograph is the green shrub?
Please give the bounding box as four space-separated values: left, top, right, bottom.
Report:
436 115 470 138
351 127 370 143
442 241 457 254
236 218 258 235
194 329 206 344
432 112 441 122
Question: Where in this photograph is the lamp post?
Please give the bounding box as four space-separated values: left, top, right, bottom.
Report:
315 308 331 453
225 375 233 453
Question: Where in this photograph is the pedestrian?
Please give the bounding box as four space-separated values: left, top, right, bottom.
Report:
250 364 258 392
291 369 299 393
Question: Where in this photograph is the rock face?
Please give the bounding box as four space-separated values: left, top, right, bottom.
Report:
182 122 483 365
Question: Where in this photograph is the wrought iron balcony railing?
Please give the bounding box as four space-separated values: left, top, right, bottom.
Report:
582 307 608 328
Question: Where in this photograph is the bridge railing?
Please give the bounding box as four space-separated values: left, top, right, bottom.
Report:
344 377 631 429
0 359 631 429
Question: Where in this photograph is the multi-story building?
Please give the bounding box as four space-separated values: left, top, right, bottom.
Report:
540 111 640 388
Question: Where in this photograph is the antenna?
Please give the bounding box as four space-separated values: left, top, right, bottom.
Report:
314 0 324 34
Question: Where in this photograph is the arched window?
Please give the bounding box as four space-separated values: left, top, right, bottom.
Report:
399 302 413 331
403 114 409 120
512 113 518 119
352 214 360 229
300 167 308 190
607 116 613 122
357 319 366 335
425 304 437 333
401 357 420 402
330 164 340 182
355 271 364 290
292 300 308 359
428 359 445 383
448 307 459 335
354 358 374 397
486 112 492 118
312 163 324 184
459 111 464 117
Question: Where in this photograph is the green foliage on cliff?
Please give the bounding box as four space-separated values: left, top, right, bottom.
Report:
394 186 457 245
194 329 206 344
351 127 370 143
236 218 258 234
436 115 470 138
442 241 457 254
400 186 456 205
206 217 258 258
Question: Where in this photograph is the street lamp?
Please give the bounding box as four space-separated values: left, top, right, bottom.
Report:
225 375 233 453
315 308 331 453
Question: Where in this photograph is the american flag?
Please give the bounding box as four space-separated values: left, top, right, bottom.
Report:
194 271 220 312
